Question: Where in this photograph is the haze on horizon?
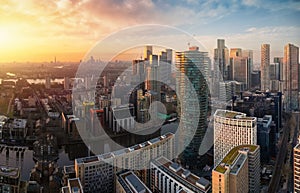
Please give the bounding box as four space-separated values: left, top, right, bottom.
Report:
0 0 299 63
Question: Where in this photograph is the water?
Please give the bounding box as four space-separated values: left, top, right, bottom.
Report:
0 78 64 85
0 147 73 181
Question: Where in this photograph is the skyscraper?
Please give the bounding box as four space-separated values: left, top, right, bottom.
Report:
144 45 153 61
261 44 270 91
283 43 299 111
176 46 210 165
213 39 229 97
214 109 257 166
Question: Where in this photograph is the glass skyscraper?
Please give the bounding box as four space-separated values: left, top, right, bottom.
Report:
176 46 210 167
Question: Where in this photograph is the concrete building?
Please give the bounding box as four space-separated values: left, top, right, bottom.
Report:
294 143 300 192
214 109 257 166
116 171 152 193
232 91 282 135
0 165 20 193
150 157 211 193
109 104 135 133
61 178 84 193
257 115 275 163
283 43 299 111
261 44 270 91
212 145 260 193
74 133 175 193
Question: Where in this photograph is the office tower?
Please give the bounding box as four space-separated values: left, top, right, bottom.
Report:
214 109 257 166
242 50 254 88
214 39 229 80
283 43 299 111
109 104 135 133
228 56 250 89
132 59 145 86
269 63 280 80
116 171 152 193
274 57 283 80
212 145 260 193
176 46 210 165
213 39 229 97
61 178 84 193
0 165 20 193
294 142 300 192
159 49 172 84
230 48 242 58
144 45 153 61
261 44 270 91
257 115 274 163
45 76 51 89
64 77 70 90
150 157 211 193
74 133 175 193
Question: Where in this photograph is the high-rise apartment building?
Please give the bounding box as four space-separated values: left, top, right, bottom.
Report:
212 145 260 193
74 133 175 193
150 156 211 193
261 44 270 91
214 109 257 166
176 47 210 164
283 43 299 111
294 142 300 192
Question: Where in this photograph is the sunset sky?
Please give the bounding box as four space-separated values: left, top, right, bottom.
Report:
0 0 299 63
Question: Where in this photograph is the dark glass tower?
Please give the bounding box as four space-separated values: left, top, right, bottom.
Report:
176 46 210 167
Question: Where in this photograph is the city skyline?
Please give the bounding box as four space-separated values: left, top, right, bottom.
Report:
0 0 299 63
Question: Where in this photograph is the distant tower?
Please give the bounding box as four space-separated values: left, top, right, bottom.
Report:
260 44 270 91
45 77 51 89
144 46 152 61
64 77 70 90
213 39 229 97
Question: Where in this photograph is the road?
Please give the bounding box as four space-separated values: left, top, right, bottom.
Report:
287 111 300 192
268 112 291 193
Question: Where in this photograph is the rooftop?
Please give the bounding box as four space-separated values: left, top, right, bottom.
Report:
215 145 259 174
68 178 83 193
76 133 174 164
214 109 245 119
64 165 75 174
154 157 211 192
118 171 152 193
0 165 20 179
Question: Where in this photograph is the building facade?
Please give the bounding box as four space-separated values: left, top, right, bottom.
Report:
74 133 175 193
212 145 260 193
176 47 210 165
283 43 299 111
294 143 300 192
261 44 270 91
214 109 257 166
150 157 211 193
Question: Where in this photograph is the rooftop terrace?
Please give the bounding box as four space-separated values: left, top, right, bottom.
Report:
215 145 258 174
